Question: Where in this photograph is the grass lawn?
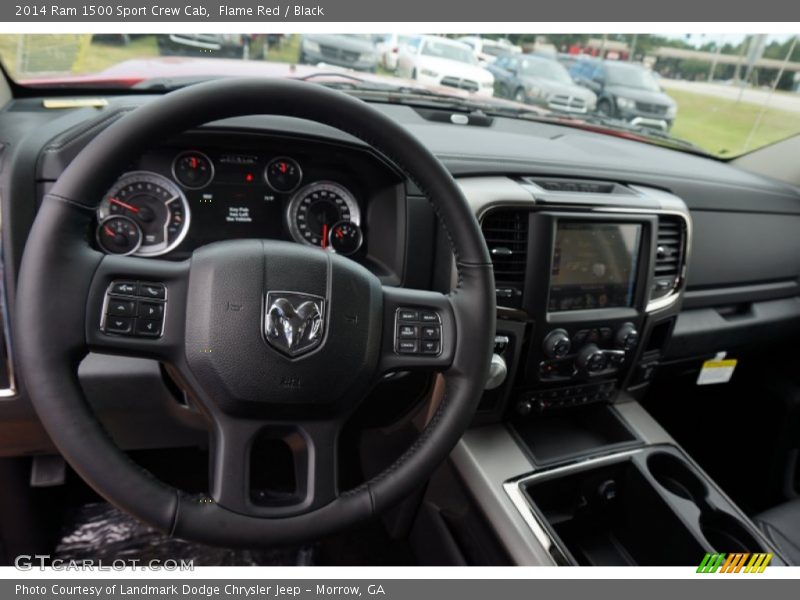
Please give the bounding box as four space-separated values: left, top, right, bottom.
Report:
669 88 800 157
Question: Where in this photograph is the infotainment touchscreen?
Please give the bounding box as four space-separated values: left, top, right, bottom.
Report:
549 222 642 312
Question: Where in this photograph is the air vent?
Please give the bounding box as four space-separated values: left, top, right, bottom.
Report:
651 216 686 301
480 209 529 308
526 177 620 194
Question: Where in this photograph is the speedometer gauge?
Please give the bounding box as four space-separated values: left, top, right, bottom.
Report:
97 171 191 257
286 181 360 248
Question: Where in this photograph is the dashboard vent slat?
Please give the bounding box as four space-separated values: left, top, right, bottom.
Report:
651 216 687 302
481 209 529 308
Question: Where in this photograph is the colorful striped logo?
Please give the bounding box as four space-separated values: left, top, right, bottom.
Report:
697 553 773 573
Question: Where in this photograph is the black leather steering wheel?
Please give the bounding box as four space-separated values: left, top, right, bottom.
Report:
15 79 495 547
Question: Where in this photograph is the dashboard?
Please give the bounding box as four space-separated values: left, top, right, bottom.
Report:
0 93 799 457
91 132 405 271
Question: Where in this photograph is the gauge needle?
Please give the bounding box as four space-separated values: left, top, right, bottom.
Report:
110 197 139 213
321 223 328 249
103 225 116 237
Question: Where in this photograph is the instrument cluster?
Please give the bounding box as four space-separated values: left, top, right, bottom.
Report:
95 148 365 258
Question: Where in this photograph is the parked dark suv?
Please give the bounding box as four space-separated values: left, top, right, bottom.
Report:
570 58 677 130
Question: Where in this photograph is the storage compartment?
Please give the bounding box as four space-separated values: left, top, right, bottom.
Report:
524 457 704 565
512 405 638 465
519 446 777 566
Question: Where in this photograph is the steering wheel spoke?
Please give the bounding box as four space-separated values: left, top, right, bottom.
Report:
85 254 190 362
378 286 457 374
209 415 342 517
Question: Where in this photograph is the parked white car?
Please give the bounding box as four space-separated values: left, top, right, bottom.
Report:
396 36 494 97
457 36 520 65
372 34 421 71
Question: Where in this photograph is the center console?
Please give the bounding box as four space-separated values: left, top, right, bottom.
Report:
433 177 783 566
474 178 690 440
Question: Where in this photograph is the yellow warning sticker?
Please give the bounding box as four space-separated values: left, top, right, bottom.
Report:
697 358 738 386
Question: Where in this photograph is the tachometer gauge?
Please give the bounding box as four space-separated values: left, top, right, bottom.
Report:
286 181 360 248
96 215 142 256
97 171 191 257
328 220 363 256
172 150 214 189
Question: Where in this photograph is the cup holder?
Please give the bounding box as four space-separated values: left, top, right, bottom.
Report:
700 511 764 553
647 452 708 506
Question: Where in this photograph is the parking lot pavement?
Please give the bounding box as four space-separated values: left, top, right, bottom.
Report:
661 78 800 113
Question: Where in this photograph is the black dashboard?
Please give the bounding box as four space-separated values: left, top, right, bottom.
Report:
1 92 800 456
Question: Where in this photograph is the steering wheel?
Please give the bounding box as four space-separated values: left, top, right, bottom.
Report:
15 79 495 548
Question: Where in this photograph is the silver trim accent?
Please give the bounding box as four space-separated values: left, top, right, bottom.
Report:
502 442 783 565
0 191 16 397
263 291 326 357
463 177 692 314
264 156 303 194
97 171 192 258
503 447 648 564
285 181 361 247
171 150 215 190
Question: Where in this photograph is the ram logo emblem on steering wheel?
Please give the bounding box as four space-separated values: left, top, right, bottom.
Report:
264 292 326 357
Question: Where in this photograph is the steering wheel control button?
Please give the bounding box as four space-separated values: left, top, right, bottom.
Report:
102 281 167 338
398 324 418 338
397 340 419 354
138 302 164 319
111 281 137 296
394 307 443 356
419 311 441 323
398 309 419 322
421 340 441 354
421 325 441 340
138 283 166 300
106 317 134 334
136 319 163 337
107 299 136 317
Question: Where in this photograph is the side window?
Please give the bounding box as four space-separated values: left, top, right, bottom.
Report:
495 56 509 69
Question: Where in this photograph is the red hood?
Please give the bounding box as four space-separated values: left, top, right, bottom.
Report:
18 56 550 115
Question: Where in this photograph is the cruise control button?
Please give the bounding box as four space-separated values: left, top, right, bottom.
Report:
419 311 440 323
421 325 440 340
138 283 166 299
136 319 163 337
398 309 419 322
105 316 133 334
398 325 419 338
107 299 136 317
138 302 164 319
421 340 440 354
111 281 137 296
397 340 418 354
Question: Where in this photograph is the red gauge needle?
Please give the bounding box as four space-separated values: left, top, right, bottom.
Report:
103 225 116 237
321 223 329 249
110 197 139 213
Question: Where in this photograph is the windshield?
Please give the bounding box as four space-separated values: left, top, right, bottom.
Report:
605 63 661 91
420 40 476 64
521 58 573 84
1 33 799 158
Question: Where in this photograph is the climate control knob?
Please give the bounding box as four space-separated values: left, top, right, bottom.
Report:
576 344 608 374
615 322 640 352
542 329 571 359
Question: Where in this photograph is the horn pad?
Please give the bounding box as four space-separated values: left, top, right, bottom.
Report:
184 239 383 417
